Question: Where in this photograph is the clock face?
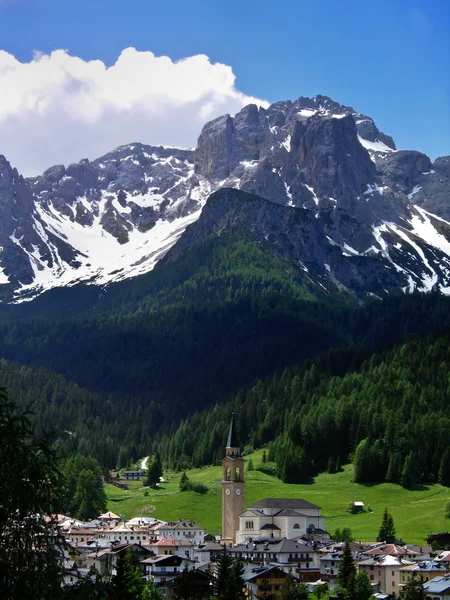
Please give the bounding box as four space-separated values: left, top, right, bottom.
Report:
225 488 231 496
235 488 241 496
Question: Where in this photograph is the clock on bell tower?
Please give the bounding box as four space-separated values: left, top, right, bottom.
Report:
221 413 244 545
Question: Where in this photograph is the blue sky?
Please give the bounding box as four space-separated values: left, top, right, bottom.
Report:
0 0 448 173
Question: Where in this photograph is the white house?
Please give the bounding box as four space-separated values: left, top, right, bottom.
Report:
156 520 204 543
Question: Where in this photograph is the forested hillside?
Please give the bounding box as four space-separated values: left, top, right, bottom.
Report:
156 331 450 488
1 234 450 475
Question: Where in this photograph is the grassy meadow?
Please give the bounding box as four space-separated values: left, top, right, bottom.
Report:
106 449 450 544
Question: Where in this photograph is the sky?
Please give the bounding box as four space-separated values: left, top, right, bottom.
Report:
0 0 448 175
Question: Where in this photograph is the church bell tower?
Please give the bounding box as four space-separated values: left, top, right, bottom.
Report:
221 414 244 545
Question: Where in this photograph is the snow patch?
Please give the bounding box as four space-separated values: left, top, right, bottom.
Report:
297 109 317 118
282 135 291 152
358 136 395 153
410 207 450 256
304 184 319 205
408 186 422 199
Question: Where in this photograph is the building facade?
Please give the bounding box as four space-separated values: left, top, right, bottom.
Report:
236 498 326 543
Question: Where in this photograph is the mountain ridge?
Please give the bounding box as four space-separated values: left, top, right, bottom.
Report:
0 93 448 304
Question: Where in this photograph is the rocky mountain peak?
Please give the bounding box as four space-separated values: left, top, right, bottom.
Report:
0 93 448 303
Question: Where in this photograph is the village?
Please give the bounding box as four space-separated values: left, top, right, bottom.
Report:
57 417 450 599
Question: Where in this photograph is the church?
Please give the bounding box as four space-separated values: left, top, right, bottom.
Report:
221 415 326 544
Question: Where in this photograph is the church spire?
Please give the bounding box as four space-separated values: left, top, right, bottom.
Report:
226 413 239 450
222 413 244 545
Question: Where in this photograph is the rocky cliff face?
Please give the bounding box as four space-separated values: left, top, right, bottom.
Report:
1 143 215 301
0 94 448 302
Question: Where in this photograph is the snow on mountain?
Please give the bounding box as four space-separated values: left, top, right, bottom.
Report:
0 95 448 302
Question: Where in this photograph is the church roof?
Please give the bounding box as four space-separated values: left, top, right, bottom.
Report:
274 509 309 517
247 498 321 510
227 413 239 448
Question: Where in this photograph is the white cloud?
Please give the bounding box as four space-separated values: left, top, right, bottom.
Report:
0 48 268 175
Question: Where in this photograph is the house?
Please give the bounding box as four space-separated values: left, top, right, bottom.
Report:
243 564 291 599
157 520 205 543
357 554 414 595
65 527 100 544
98 511 121 526
398 561 450 591
166 568 213 600
149 535 195 559
193 541 225 563
122 470 146 480
141 554 194 590
423 575 450 600
437 552 450 566
103 522 152 545
85 542 154 577
236 498 326 543
320 550 366 583
352 502 365 513
229 537 320 581
364 543 420 561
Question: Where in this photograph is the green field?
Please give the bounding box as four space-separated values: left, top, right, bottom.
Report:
106 450 450 544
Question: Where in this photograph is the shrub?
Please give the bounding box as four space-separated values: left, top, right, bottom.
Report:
255 461 278 477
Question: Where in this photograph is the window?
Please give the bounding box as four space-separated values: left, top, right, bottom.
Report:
370 576 374 581
293 523 300 529
236 467 241 481
226 467 231 481
392 571 395 576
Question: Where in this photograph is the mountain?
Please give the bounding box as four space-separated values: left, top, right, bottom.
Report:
0 94 449 303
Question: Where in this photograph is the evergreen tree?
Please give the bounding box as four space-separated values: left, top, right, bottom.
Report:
337 541 357 592
438 448 450 486
353 439 370 483
110 551 144 600
214 549 233 600
214 551 245 600
281 575 309 600
377 508 396 543
229 559 246 600
354 571 373 600
445 500 450 519
63 454 106 519
386 453 402 484
142 579 164 600
281 574 301 600
117 446 129 470
335 528 354 542
179 472 189 491
314 583 328 599
280 444 309 484
402 575 425 600
401 452 419 489
62 566 112 599
73 468 107 521
0 387 65 600
247 458 254 471
145 453 163 488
